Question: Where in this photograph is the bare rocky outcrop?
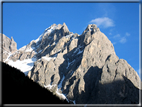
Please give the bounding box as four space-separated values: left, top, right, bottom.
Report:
3 23 141 104
27 24 141 104
0 33 17 62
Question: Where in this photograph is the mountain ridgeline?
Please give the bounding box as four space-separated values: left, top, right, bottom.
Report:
2 23 141 104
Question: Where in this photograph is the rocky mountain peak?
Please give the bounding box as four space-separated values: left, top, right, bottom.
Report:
82 24 100 35
2 23 141 104
11 36 14 41
60 22 70 36
63 22 69 31
1 34 17 62
51 23 57 27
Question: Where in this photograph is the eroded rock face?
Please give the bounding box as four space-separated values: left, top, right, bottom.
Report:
1 34 17 62
3 23 141 104
27 24 141 104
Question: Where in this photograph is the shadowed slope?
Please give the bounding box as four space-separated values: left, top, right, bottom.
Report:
2 61 69 104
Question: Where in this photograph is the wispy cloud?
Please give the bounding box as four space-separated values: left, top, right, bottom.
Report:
119 32 130 44
96 3 116 18
90 17 114 28
125 32 130 36
112 42 117 45
113 34 120 39
112 33 130 44
108 28 115 36
109 32 112 35
119 37 127 44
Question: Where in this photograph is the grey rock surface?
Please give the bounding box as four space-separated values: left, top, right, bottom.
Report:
28 24 141 104
9 37 17 53
2 23 141 104
1 33 17 62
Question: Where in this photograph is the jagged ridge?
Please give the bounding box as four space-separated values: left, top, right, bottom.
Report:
2 23 141 104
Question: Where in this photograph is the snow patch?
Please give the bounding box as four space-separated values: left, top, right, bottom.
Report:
42 56 52 61
66 59 76 69
25 47 33 52
24 45 37 55
32 25 58 45
52 42 56 45
44 84 67 100
56 88 66 99
65 33 73 38
58 49 61 52
72 45 83 56
44 84 56 90
38 49 42 53
58 75 65 89
73 45 82 53
41 54 57 61
7 57 36 76
44 25 58 36
35 34 42 43
19 45 26 51
4 52 12 62
77 50 83 55
73 48 79 54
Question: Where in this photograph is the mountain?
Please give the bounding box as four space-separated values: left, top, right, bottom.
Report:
1 23 141 104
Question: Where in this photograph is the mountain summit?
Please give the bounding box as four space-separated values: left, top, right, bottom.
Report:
2 23 141 104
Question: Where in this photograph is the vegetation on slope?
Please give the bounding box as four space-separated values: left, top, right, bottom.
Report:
2 61 69 104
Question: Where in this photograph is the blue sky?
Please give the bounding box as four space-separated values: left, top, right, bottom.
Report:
2 2 141 78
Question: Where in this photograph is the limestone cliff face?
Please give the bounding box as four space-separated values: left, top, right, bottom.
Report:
0 33 17 62
3 23 141 104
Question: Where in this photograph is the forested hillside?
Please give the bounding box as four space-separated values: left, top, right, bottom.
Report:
2 61 69 104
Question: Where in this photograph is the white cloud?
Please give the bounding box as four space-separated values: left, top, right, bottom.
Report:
112 42 117 45
113 34 121 39
125 32 130 36
90 17 114 28
112 34 129 44
109 29 114 35
119 37 127 44
109 32 112 35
